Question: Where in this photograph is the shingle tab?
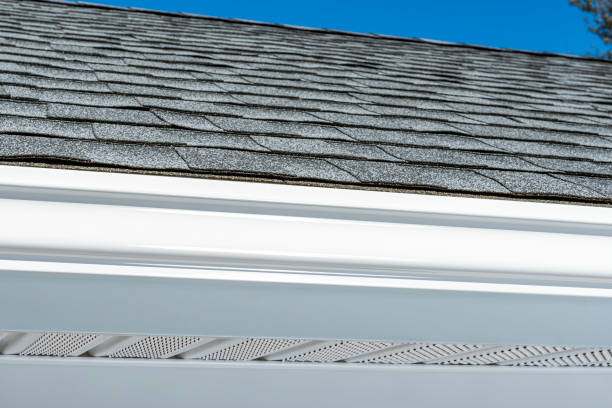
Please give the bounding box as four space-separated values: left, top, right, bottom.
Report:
177 147 359 182
207 116 352 140
216 82 365 103
452 123 612 148
381 145 546 171
252 136 397 160
556 175 612 196
478 138 612 163
0 99 46 118
0 72 111 92
232 94 375 114
137 97 323 122
48 104 167 126
513 117 612 137
0 115 94 139
476 169 603 198
338 127 501 151
0 60 98 81
152 110 222 131
312 111 466 133
6 85 140 107
328 158 510 193
521 156 612 177
360 105 483 124
97 71 224 92
93 122 266 150
0 0 611 203
0 133 188 169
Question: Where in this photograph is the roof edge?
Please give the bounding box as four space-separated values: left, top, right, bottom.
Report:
34 0 612 64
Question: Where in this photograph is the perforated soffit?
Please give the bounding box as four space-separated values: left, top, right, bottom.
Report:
1 331 612 368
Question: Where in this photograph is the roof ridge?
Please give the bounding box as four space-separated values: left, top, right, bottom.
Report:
31 0 612 64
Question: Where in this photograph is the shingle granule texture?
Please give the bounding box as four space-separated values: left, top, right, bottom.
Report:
1 0 612 204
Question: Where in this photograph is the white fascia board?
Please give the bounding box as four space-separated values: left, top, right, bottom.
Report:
1 165 612 345
1 356 612 408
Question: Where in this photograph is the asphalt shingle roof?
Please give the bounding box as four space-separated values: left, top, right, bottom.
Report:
1 0 612 204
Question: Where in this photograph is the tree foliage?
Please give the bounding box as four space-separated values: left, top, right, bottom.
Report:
570 0 612 57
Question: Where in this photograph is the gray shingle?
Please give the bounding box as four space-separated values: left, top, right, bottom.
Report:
252 135 397 160
217 82 365 103
1 0 612 203
0 99 46 117
0 133 188 169
62 53 127 65
458 113 523 126
152 110 222 131
88 62 196 79
123 57 236 75
521 156 612 176
136 97 323 122
6 85 140 107
106 82 237 102
452 123 612 148
207 116 352 140
0 72 111 92
232 94 375 114
476 169 603 198
381 145 546 171
337 127 502 151
478 138 612 162
513 117 612 137
556 175 612 196
177 147 358 182
328 158 510 193
0 52 92 71
97 72 223 92
93 123 266 150
0 60 98 81
350 93 455 110
359 105 483 124
48 104 167 126
0 116 94 139
235 74 358 92
311 111 465 133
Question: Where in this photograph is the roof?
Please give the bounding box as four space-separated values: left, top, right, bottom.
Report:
1 0 612 204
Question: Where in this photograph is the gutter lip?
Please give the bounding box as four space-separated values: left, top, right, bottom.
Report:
1 164 611 229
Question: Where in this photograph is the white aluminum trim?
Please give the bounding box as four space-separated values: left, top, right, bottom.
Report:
1 165 612 346
1 198 612 285
1 356 611 408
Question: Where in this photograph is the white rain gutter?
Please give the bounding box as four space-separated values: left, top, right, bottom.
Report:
1 164 612 346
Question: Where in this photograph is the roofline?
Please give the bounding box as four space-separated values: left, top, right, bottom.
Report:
35 0 612 64
1 165 612 346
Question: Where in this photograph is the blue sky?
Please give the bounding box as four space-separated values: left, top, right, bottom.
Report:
70 0 604 56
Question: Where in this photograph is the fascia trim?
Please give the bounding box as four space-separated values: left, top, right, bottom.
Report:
1 356 612 408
